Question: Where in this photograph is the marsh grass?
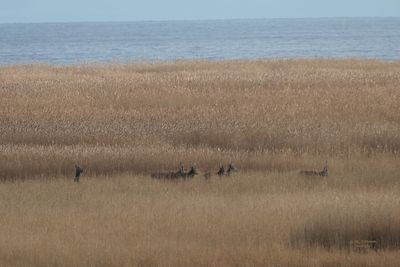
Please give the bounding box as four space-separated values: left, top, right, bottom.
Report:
290 192 400 251
1 172 400 266
1 60 400 178
1 60 400 266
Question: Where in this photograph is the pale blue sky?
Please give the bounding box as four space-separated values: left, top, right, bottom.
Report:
1 0 399 23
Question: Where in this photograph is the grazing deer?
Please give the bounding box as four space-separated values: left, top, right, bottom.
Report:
74 165 84 182
319 162 328 177
217 163 237 177
299 161 328 177
226 162 237 175
217 166 225 176
183 166 198 179
177 162 185 175
151 163 184 179
151 164 198 180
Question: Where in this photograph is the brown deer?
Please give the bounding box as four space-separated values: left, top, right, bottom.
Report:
182 166 198 179
74 165 84 182
151 164 198 180
217 166 225 176
299 161 328 177
226 162 237 175
217 163 238 177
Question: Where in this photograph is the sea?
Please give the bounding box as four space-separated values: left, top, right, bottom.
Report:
0 17 399 65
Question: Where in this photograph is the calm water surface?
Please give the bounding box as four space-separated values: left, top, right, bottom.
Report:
0 17 399 65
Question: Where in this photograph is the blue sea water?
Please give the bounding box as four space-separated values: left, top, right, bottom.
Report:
0 17 399 65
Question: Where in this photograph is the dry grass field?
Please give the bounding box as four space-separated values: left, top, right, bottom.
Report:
0 59 400 266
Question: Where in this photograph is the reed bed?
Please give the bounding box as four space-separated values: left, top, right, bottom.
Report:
1 173 400 266
1 60 400 178
1 60 400 266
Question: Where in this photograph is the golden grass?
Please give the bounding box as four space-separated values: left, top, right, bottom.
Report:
1 173 400 266
1 59 400 177
1 59 400 266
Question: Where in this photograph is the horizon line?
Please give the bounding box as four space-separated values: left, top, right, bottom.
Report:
1 15 399 25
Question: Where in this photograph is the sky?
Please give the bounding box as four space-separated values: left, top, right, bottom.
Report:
1 0 399 23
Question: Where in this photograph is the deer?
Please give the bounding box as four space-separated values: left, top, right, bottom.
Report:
298 161 328 177
182 166 198 179
217 166 225 176
74 165 84 182
151 163 198 180
226 162 237 175
217 163 238 177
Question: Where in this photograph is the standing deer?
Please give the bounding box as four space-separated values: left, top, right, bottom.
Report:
74 165 84 182
318 162 328 177
177 162 185 176
217 163 238 177
217 166 225 176
226 162 237 175
183 166 198 179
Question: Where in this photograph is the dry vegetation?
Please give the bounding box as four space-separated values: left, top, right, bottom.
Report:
0 59 400 266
